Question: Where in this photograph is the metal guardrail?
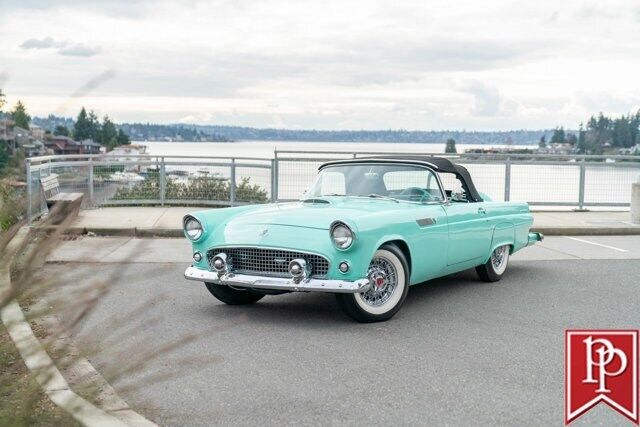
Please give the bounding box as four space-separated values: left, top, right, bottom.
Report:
25 151 640 223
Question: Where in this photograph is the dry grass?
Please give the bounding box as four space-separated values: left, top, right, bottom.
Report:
0 201 234 424
0 323 80 427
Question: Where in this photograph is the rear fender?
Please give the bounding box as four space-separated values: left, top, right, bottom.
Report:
485 222 515 263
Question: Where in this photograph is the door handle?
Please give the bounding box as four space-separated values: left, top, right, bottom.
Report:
477 207 486 215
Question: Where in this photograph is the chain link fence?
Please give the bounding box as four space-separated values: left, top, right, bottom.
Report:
25 151 640 222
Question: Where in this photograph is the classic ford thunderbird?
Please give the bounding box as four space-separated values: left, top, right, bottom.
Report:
183 156 542 322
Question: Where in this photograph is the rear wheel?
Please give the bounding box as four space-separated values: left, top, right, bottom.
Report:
476 245 510 282
336 244 409 323
205 283 265 305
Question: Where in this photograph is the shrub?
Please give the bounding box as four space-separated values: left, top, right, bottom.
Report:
0 182 23 231
112 175 268 204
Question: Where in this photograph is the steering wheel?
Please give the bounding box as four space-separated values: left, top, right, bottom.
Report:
399 187 434 202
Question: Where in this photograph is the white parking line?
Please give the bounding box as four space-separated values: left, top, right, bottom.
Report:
565 237 628 253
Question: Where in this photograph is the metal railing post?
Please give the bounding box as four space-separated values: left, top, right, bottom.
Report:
26 159 32 225
88 156 94 204
272 156 279 202
159 157 166 205
504 159 511 202
230 159 236 206
577 159 586 210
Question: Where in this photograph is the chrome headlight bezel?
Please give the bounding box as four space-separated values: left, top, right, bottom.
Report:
183 215 204 241
330 221 355 250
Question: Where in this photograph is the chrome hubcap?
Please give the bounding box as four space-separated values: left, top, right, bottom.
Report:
361 257 397 306
491 245 509 274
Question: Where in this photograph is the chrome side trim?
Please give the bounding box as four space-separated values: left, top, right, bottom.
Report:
184 266 371 294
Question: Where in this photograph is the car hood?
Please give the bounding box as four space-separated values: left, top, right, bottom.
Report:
224 197 424 230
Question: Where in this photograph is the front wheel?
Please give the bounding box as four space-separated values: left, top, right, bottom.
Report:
476 245 510 282
336 244 409 323
205 283 265 305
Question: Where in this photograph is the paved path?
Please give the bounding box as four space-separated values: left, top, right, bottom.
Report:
43 236 640 426
66 207 640 236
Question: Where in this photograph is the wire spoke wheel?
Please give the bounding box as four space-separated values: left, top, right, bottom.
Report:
490 245 509 275
476 244 510 282
338 246 409 322
360 256 398 307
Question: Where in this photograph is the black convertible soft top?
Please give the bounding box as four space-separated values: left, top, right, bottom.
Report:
319 156 483 202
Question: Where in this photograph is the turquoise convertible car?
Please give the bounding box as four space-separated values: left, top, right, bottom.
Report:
183 156 542 322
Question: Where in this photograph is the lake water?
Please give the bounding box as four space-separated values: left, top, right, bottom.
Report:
140 140 537 158
136 141 637 208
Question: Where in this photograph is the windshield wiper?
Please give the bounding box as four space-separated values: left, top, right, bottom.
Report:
366 194 399 203
301 193 344 201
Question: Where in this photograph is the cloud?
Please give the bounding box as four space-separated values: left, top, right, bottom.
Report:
20 36 100 57
459 81 517 117
57 44 101 57
20 36 59 49
4 0 640 129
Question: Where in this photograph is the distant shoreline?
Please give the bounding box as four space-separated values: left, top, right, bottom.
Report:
137 139 538 145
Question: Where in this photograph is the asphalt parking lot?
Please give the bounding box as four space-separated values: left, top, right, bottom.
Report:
44 236 640 426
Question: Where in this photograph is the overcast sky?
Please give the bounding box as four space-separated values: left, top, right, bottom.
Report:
0 0 639 130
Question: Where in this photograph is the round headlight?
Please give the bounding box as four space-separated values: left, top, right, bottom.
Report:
184 216 203 241
330 222 354 249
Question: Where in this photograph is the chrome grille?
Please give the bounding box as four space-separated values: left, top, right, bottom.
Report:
207 247 329 278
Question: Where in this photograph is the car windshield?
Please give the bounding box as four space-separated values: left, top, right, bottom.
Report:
305 163 444 203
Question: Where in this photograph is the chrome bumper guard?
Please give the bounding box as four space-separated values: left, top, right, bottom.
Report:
184 266 371 294
527 231 544 246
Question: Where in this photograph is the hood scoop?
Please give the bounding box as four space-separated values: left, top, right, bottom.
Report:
302 198 331 205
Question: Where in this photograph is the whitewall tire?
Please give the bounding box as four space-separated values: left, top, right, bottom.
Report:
336 244 410 323
476 244 510 282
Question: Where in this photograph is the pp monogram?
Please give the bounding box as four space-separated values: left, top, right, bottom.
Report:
565 330 639 424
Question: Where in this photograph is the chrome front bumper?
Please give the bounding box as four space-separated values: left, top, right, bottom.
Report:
184 266 371 294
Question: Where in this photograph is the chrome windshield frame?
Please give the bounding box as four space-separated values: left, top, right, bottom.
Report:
305 161 447 205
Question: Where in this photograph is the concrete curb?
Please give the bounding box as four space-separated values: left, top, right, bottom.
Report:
38 226 185 238
0 227 157 427
39 226 640 237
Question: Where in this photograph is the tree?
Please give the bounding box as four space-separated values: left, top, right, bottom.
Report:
54 125 70 137
538 135 546 148
116 128 130 146
550 127 565 144
0 141 8 172
88 110 101 142
101 115 118 150
10 100 30 129
612 114 635 148
577 124 587 153
0 89 5 113
444 138 456 153
566 133 578 146
73 107 92 141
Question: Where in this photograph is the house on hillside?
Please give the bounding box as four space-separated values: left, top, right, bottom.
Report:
22 140 46 157
44 136 102 155
44 136 82 155
0 118 13 141
79 139 102 154
1 118 16 153
12 127 31 146
29 124 46 140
